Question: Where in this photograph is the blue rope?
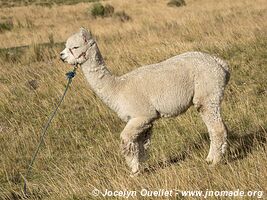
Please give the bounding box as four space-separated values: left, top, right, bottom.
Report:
66 71 76 79
23 65 78 197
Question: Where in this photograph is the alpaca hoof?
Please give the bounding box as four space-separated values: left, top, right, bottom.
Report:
205 154 221 166
205 158 213 165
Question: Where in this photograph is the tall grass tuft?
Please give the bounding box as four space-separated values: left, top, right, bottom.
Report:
167 0 186 7
90 3 115 18
91 2 105 17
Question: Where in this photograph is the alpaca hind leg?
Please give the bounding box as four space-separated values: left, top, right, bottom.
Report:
120 117 152 175
199 105 228 165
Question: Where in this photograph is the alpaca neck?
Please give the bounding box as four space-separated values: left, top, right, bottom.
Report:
80 44 117 106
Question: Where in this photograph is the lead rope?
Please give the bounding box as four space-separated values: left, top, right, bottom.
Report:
23 64 79 197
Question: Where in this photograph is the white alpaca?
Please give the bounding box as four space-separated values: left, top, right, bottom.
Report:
60 28 230 175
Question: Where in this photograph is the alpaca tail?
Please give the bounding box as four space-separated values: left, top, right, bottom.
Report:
213 56 231 84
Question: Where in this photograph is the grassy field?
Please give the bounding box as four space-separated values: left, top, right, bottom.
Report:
0 0 266 199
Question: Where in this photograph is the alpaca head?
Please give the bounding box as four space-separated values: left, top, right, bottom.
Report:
60 27 95 65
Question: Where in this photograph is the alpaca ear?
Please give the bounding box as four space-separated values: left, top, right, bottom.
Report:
80 27 91 43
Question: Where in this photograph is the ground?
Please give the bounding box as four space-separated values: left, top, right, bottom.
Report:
0 0 266 199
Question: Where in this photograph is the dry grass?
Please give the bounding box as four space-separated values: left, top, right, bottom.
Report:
0 0 266 199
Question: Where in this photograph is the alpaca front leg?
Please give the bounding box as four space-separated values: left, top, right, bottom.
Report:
121 141 140 176
120 117 152 175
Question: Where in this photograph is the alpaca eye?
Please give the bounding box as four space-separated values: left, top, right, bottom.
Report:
73 46 79 49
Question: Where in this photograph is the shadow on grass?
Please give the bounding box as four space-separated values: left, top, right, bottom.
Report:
5 189 46 200
144 141 203 173
227 127 267 162
145 126 267 173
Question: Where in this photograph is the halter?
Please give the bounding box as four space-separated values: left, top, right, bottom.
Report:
69 41 95 63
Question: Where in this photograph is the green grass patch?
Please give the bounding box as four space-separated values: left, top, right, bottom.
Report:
0 0 99 8
0 17 14 33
